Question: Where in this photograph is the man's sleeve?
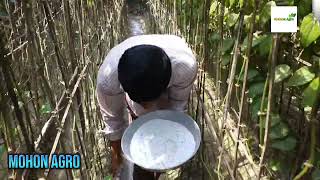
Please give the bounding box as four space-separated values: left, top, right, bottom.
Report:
168 55 198 112
96 81 127 141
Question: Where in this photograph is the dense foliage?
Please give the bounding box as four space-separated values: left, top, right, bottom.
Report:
175 0 320 179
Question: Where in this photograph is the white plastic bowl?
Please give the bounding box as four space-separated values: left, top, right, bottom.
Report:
121 110 201 172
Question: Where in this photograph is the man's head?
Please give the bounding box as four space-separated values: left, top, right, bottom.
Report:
118 44 172 105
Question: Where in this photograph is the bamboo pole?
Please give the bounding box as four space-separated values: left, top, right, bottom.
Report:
45 63 89 177
232 0 257 177
257 34 280 179
217 8 245 178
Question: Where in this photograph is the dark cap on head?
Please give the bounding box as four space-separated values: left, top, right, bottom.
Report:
118 45 172 103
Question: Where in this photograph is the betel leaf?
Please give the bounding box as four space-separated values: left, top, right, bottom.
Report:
210 33 220 43
302 77 320 107
260 113 281 128
226 13 239 27
222 54 231 66
300 13 320 47
238 68 260 82
258 34 272 56
275 64 292 83
287 66 315 87
250 97 268 120
242 34 268 50
259 1 276 26
248 82 265 99
271 136 297 151
222 38 235 53
269 122 290 140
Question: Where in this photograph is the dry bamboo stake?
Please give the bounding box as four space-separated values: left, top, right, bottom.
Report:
232 0 257 176
21 0 56 108
34 66 79 152
63 0 87 141
257 34 280 179
193 86 235 180
41 0 69 85
0 30 34 153
217 9 245 177
44 63 89 177
293 75 320 179
216 0 225 99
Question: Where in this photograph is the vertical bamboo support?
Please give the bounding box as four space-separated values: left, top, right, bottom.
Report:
216 0 225 99
217 8 245 179
232 1 257 177
257 34 280 179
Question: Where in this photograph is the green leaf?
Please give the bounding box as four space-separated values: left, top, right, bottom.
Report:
248 82 265 99
260 113 281 128
40 103 52 114
226 13 239 27
300 13 320 47
209 1 219 17
242 34 268 50
238 68 260 82
269 122 290 140
222 54 231 66
302 77 320 107
259 1 276 25
313 168 320 180
250 97 268 120
258 34 272 56
222 38 235 53
269 159 281 172
271 136 297 151
210 33 220 43
287 66 315 86
275 64 292 83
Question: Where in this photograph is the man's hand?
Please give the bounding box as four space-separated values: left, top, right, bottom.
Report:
110 140 122 177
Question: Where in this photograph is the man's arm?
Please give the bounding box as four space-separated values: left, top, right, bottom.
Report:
96 89 126 141
96 82 126 176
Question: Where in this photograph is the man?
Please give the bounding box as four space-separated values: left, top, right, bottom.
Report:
96 34 197 180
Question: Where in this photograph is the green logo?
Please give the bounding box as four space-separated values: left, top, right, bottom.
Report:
274 13 296 21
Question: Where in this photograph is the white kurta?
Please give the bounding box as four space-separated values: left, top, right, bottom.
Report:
96 34 197 141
